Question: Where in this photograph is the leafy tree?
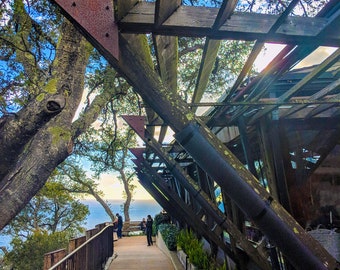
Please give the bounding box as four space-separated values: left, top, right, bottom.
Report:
4 230 69 270
0 0 126 230
2 181 89 238
76 125 138 223
1 179 88 270
55 160 117 223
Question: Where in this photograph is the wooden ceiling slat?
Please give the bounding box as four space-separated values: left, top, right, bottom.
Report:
305 99 340 119
281 78 340 118
205 45 295 129
153 35 178 93
248 48 340 124
225 40 330 125
119 2 339 46
190 0 239 108
153 20 178 142
155 0 181 27
115 0 139 21
212 0 238 30
222 45 310 125
225 0 300 101
152 1 180 143
191 39 220 106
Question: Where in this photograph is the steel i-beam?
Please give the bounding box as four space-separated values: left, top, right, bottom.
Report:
131 152 237 263
124 116 271 269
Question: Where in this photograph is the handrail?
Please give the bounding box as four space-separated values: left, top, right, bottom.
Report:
48 224 114 270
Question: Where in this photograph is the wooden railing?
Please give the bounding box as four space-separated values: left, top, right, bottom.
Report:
44 223 114 270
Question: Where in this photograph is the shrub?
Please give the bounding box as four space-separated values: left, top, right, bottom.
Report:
4 230 69 270
154 212 171 233
158 223 179 251
177 229 221 270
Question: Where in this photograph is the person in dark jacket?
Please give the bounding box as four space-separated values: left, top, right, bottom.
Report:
116 213 123 239
140 218 146 233
146 214 153 246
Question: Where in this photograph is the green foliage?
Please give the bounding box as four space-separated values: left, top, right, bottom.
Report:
3 181 89 238
158 224 179 251
153 212 171 233
4 230 69 270
177 229 224 270
1 179 88 269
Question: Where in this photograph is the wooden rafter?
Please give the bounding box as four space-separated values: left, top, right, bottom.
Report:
248 48 340 124
118 2 340 46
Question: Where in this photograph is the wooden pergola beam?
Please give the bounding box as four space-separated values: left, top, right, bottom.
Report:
155 0 181 27
152 1 181 143
248 48 340 124
225 0 300 101
191 39 220 106
119 2 340 46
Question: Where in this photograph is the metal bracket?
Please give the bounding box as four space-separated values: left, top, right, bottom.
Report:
54 0 119 59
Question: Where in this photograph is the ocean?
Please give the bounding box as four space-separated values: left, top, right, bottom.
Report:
83 199 162 228
0 199 162 250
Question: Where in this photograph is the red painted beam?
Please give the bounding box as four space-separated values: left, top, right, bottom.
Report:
54 0 119 60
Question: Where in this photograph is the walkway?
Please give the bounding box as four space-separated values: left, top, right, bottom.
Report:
108 236 175 270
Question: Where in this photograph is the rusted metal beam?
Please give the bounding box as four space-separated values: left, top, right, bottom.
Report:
53 0 118 60
136 170 185 224
131 155 181 220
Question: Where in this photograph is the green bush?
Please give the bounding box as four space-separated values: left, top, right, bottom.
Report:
4 230 69 270
158 223 179 251
177 229 222 270
154 212 171 233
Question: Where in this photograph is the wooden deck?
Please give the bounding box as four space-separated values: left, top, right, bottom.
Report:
108 236 180 270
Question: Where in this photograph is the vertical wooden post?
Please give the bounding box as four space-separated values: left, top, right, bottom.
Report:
69 236 86 270
43 249 66 270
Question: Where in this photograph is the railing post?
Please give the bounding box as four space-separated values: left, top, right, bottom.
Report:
43 249 66 270
69 236 86 270
86 228 99 270
46 224 114 270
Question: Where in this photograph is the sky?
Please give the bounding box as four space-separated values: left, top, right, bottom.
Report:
95 173 154 200
253 44 337 72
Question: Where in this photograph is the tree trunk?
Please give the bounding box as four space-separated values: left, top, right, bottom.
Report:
121 169 131 223
0 95 66 183
0 20 90 230
90 188 116 223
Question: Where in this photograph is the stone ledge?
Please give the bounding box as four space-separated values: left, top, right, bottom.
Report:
156 231 184 270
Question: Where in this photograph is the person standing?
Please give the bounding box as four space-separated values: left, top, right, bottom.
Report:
140 218 146 233
116 213 123 239
146 214 153 246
